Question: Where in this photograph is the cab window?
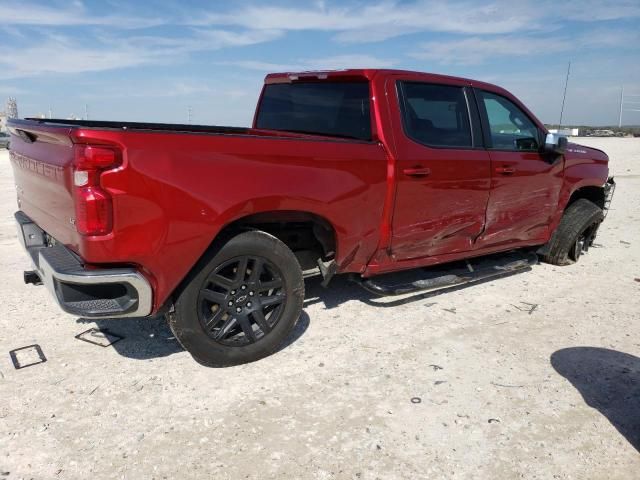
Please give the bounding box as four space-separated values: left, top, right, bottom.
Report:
256 82 371 141
398 82 473 148
478 90 540 151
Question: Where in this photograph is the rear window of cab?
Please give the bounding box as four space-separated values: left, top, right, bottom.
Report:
256 82 372 141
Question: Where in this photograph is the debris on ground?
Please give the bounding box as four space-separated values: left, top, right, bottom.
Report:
75 328 124 347
512 302 539 314
491 382 524 388
9 344 47 370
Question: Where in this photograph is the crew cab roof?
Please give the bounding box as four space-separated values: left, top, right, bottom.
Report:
264 68 504 93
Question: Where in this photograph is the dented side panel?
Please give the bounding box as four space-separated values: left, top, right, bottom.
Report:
477 150 564 248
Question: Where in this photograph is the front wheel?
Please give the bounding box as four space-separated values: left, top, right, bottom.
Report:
169 230 304 367
540 199 604 266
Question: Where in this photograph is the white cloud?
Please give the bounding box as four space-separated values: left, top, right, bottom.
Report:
0 28 283 79
220 54 396 73
0 1 162 28
555 0 640 21
409 29 640 65
193 1 543 41
0 85 29 95
188 0 640 43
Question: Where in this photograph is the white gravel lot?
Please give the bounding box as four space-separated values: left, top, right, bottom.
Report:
0 137 639 479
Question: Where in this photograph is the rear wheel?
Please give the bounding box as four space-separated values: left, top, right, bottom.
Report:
540 199 604 266
169 230 304 366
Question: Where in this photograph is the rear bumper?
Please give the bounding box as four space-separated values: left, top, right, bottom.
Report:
15 211 152 318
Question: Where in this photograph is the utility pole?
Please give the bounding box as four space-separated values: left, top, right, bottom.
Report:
48 106 52 119
558 61 571 128
188 106 193 124
618 86 624 128
85 104 89 121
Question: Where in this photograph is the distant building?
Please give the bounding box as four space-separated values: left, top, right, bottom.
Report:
6 98 18 119
1 97 19 133
549 128 580 136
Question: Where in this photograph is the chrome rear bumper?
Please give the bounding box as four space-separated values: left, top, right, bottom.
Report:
15 211 152 318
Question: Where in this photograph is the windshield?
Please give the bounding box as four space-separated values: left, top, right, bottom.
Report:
255 81 372 141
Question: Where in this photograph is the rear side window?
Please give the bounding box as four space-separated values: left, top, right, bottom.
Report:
256 82 371 141
398 82 473 148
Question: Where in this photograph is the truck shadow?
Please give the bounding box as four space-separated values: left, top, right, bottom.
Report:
303 267 530 310
76 311 311 361
76 315 183 360
74 253 530 362
551 347 640 452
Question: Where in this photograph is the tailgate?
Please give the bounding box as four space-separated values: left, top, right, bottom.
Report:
7 121 78 248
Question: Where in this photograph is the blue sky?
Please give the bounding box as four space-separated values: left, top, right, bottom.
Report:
1 0 639 126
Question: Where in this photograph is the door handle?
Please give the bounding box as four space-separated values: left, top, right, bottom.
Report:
403 167 431 177
495 166 516 175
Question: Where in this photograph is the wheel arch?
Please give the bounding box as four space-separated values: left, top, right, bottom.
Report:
565 185 606 210
164 208 339 310
218 209 338 263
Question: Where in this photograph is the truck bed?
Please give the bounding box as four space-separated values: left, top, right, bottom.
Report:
8 117 389 312
23 118 252 135
19 118 367 141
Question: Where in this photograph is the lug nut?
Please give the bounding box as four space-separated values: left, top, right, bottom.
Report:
231 290 236 295
236 307 242 313
249 291 254 296
247 302 252 307
228 301 233 306
241 285 247 290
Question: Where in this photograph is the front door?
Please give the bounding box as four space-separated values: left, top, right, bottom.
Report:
391 80 491 261
474 89 564 248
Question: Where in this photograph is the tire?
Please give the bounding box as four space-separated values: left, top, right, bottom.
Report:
168 230 304 367
540 199 604 266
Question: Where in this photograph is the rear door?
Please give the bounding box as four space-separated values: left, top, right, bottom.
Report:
390 79 491 260
474 89 564 248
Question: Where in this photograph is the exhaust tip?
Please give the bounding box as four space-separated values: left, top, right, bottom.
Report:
24 270 43 286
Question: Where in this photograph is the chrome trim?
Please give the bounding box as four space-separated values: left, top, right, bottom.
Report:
15 212 152 318
37 251 153 318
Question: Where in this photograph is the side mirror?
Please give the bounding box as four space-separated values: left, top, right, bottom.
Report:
544 133 568 155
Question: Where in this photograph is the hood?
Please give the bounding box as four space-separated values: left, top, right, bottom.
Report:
566 142 609 164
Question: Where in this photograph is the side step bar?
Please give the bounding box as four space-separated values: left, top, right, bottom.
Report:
355 250 538 296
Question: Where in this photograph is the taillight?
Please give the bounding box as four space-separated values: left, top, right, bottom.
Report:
73 145 121 236
75 146 118 169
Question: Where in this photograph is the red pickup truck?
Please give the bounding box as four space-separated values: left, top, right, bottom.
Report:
8 69 614 366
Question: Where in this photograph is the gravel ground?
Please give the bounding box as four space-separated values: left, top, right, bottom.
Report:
0 138 638 479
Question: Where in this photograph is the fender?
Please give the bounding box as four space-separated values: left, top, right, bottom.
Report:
548 162 609 235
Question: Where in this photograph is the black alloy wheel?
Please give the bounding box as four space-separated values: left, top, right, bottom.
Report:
169 230 305 367
197 256 286 346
